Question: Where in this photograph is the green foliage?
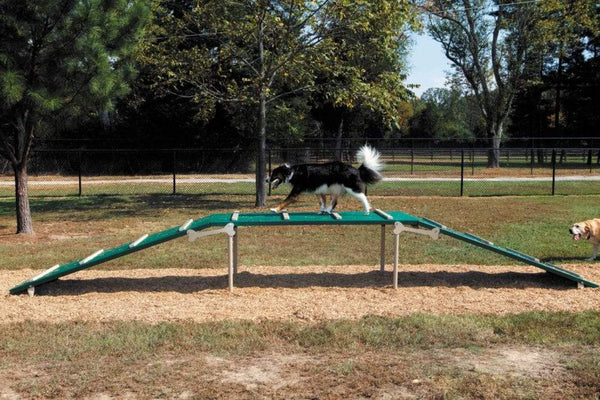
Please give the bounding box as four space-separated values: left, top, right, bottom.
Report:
0 0 150 124
311 0 418 138
410 87 480 142
0 0 150 233
423 0 540 166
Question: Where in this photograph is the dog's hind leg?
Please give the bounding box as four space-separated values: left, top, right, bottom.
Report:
345 188 371 214
325 194 339 214
324 185 342 214
318 195 327 214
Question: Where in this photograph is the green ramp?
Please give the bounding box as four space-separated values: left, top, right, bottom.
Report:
417 217 598 288
9 210 598 295
9 213 231 295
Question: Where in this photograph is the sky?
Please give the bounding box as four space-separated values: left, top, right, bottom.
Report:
405 33 451 97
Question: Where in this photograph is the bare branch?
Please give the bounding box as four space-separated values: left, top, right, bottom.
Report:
491 5 504 93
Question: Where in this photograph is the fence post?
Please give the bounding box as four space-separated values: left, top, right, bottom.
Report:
172 149 176 195
460 149 464 197
78 150 82 197
530 149 534 175
410 150 414 175
551 149 556 196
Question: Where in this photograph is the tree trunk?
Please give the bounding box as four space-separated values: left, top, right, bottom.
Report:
334 117 344 161
487 138 500 168
254 10 267 207
255 93 267 207
487 122 502 168
554 54 562 129
13 161 33 234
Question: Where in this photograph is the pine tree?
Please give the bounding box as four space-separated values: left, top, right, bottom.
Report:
0 0 150 233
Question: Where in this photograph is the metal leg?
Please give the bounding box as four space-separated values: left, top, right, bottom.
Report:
228 234 234 292
393 230 399 289
380 225 385 272
233 227 238 275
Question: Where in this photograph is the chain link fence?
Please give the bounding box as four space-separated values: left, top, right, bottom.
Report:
0 147 599 198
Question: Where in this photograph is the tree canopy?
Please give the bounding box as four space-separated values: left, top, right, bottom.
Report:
0 0 150 233
141 0 417 205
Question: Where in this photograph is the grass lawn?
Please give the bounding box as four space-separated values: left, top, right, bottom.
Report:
1 193 600 398
1 193 599 270
1 313 599 398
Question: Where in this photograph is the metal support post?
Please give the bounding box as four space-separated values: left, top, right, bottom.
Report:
187 223 237 291
228 233 234 291
393 228 399 289
380 225 386 272
233 226 238 275
391 222 440 289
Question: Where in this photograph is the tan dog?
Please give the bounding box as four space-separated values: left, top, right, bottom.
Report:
570 219 600 260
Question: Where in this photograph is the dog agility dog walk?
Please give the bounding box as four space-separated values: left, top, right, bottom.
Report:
267 145 383 214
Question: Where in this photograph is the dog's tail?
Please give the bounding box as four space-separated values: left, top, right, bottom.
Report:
357 145 383 184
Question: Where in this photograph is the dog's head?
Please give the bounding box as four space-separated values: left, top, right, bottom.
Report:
266 164 292 190
570 221 591 241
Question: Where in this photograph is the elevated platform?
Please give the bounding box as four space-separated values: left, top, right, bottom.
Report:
9 210 598 295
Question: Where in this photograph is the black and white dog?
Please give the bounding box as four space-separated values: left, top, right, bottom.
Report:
266 145 383 214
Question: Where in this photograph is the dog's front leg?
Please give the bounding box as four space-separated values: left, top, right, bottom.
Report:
587 243 599 261
270 189 301 213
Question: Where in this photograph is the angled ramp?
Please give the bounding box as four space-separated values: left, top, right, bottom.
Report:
9 214 231 295
417 218 598 288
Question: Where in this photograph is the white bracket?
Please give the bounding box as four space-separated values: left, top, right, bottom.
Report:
393 222 439 240
187 223 236 242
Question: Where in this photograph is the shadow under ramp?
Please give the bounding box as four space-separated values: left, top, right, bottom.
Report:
34 269 575 296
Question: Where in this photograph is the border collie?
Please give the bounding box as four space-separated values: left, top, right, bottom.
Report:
266 145 383 214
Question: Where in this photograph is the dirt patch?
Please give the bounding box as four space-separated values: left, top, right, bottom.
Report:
0 346 584 400
2 263 600 323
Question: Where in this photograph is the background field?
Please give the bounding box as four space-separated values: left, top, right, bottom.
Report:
1 193 600 398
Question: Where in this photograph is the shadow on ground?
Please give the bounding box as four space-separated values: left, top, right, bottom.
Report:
32 269 576 296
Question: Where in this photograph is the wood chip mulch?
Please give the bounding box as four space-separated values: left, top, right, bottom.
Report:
3 264 600 323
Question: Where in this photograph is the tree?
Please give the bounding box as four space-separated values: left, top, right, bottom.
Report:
0 0 150 233
310 0 417 159
423 0 536 167
143 0 329 207
409 87 479 142
530 0 598 130
143 0 418 206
